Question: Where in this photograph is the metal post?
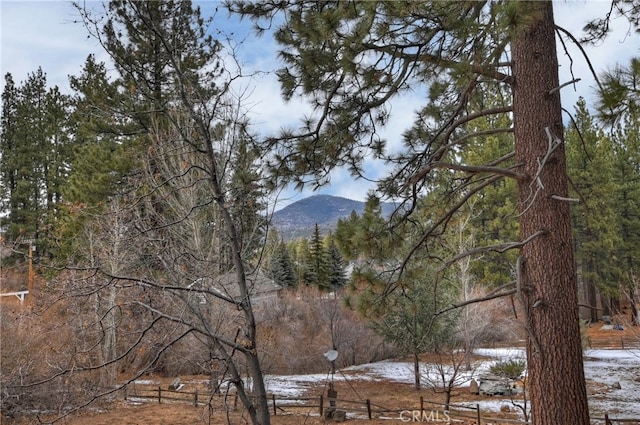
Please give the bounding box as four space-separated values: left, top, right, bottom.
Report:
27 241 35 298
272 394 276 415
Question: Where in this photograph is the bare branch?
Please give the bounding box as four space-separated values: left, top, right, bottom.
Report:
448 127 514 149
550 194 580 203
577 303 604 311
436 282 517 316
414 161 525 182
554 25 604 93
132 300 249 353
548 78 581 95
399 174 506 278
519 127 563 217
438 230 547 274
26 328 195 425
13 315 179 388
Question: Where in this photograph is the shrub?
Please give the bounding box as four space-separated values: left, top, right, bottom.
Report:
489 358 526 380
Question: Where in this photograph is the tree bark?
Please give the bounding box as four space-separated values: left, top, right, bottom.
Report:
413 351 421 390
629 289 639 326
512 2 590 424
444 387 452 413
586 257 599 323
206 144 271 425
101 286 118 388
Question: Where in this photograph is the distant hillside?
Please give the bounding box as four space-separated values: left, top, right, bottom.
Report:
271 194 396 240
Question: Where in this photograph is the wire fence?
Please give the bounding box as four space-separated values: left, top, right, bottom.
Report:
586 335 640 350
122 385 640 424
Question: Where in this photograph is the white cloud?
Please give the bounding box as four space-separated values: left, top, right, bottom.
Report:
554 1 640 110
241 71 311 136
1 1 637 209
0 1 108 93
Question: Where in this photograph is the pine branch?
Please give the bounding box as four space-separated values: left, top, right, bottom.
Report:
414 161 525 182
437 230 546 274
435 281 517 316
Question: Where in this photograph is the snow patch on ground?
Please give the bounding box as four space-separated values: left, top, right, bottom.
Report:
132 379 156 385
263 347 639 418
135 348 639 418
583 348 640 416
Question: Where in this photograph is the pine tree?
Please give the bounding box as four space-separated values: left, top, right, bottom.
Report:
326 241 347 290
592 56 640 325
231 2 593 422
334 210 360 260
370 258 459 392
224 125 267 263
99 0 222 132
565 98 621 321
595 57 640 125
461 94 519 288
355 194 397 262
0 74 20 235
1 69 73 256
268 239 296 287
305 223 330 288
69 2 273 423
334 193 399 263
65 55 136 206
1 70 47 241
291 237 310 286
609 110 640 325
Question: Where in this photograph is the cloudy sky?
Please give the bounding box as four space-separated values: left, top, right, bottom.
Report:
1 1 638 208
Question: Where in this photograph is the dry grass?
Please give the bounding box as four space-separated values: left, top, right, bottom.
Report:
7 323 637 425
10 376 505 425
2 276 638 425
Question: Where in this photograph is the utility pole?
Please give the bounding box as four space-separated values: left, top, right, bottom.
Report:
25 239 35 301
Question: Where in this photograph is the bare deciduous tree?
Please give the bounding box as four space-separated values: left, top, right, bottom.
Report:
3 2 275 424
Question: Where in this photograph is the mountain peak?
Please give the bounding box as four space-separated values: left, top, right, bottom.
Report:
271 194 394 240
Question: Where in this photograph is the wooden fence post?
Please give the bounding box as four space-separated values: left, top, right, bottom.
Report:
194 389 198 407
605 412 612 425
158 386 162 404
420 396 424 415
319 394 323 416
476 403 481 425
272 394 277 415
366 399 372 420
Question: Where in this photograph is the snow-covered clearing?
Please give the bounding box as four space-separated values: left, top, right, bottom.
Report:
259 347 640 417
583 348 640 416
130 347 638 418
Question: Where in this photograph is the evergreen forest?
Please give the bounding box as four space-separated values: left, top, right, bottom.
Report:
1 1 639 425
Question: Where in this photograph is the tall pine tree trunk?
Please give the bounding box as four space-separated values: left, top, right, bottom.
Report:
586 257 599 323
101 286 118 388
629 288 639 326
413 351 421 390
512 2 590 424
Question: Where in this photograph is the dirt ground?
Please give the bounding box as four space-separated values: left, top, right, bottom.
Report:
585 318 639 347
4 351 523 425
3 319 637 425
12 377 500 425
